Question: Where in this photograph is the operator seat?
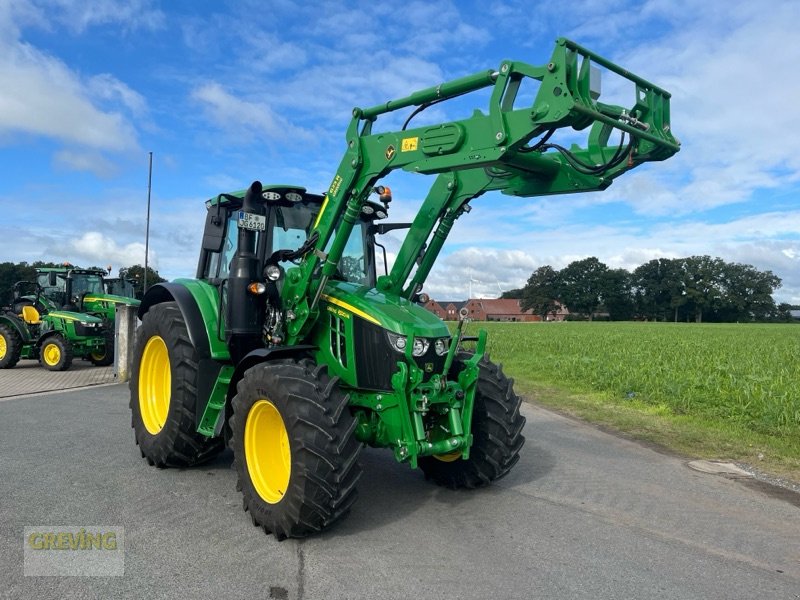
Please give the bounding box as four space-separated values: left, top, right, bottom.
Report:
21 305 41 325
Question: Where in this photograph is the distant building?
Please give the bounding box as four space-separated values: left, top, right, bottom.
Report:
423 298 568 321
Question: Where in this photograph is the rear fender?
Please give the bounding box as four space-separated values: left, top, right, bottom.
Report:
0 314 31 343
140 281 231 430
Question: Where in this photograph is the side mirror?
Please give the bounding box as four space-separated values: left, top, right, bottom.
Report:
201 206 226 252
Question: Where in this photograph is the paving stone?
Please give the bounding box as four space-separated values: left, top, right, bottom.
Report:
0 360 115 399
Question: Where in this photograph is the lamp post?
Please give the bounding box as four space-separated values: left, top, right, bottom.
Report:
144 151 153 293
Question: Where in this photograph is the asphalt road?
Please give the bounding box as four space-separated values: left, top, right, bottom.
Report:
1 384 798 600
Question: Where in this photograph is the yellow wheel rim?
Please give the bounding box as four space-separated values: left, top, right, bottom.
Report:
42 342 61 367
138 335 171 435
434 451 462 463
0 335 6 360
245 399 291 504
91 350 106 361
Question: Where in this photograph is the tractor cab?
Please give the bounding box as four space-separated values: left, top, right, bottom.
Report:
196 184 393 362
197 184 389 287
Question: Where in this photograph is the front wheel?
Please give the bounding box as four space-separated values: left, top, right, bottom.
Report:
40 335 73 371
419 353 526 488
88 330 114 366
230 359 363 540
129 302 223 467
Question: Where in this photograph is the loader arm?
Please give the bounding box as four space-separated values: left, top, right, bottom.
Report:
281 37 679 343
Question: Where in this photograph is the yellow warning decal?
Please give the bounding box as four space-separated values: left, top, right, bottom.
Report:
401 137 418 152
313 194 330 229
321 294 380 325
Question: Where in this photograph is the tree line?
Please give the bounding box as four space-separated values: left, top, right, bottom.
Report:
0 261 165 304
503 256 795 323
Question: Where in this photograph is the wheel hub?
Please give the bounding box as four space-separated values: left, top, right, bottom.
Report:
138 335 171 435
245 399 291 504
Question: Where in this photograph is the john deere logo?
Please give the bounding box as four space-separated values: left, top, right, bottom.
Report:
385 145 396 160
424 363 434 373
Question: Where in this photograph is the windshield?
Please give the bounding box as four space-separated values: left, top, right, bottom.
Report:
71 273 104 295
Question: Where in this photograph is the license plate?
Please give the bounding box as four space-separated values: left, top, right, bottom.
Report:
237 211 266 231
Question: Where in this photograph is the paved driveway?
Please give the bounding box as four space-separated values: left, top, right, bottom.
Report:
1 385 798 600
0 360 114 399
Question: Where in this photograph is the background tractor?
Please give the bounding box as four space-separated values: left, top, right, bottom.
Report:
0 281 106 371
130 38 679 539
36 266 140 366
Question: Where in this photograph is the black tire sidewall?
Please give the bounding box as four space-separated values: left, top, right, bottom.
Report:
129 302 222 467
40 334 72 371
0 324 21 368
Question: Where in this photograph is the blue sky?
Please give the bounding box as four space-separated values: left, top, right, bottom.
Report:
1 0 799 303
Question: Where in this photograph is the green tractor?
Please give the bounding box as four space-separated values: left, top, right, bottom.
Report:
104 274 137 299
36 266 141 366
0 281 107 371
130 38 680 538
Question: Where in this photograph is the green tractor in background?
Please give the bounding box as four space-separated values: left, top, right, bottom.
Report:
0 281 107 371
130 38 680 538
36 266 141 366
104 273 137 299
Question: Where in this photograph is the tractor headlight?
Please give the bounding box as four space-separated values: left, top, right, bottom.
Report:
434 338 449 356
265 264 282 281
386 332 429 357
387 332 406 353
412 338 430 357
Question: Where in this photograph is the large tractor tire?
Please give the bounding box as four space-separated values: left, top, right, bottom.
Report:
129 302 224 467
88 330 114 366
40 334 73 371
419 353 526 489
230 359 363 540
0 324 22 369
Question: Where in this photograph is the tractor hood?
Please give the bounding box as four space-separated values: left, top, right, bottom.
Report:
48 310 104 323
83 293 141 307
321 281 448 338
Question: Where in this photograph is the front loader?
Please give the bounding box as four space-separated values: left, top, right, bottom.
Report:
130 38 680 539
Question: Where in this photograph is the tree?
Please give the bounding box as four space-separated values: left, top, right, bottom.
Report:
602 268 636 320
121 265 167 298
557 257 608 320
520 266 560 319
500 288 524 300
633 258 685 321
715 262 780 322
681 256 725 323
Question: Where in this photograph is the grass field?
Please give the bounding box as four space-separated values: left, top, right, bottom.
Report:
472 322 800 481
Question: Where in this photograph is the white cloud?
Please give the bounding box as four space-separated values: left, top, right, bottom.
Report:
53 149 118 177
191 82 312 143
39 0 166 33
0 40 139 151
0 2 145 160
59 231 149 268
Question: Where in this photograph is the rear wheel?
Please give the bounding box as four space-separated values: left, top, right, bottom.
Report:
40 335 73 371
419 353 526 488
0 324 22 369
88 330 114 366
230 359 362 540
129 302 223 467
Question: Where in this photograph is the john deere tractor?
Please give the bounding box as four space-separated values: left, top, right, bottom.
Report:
130 38 679 538
0 281 106 371
36 266 140 366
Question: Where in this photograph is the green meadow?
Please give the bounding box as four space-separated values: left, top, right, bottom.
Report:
473 322 800 480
